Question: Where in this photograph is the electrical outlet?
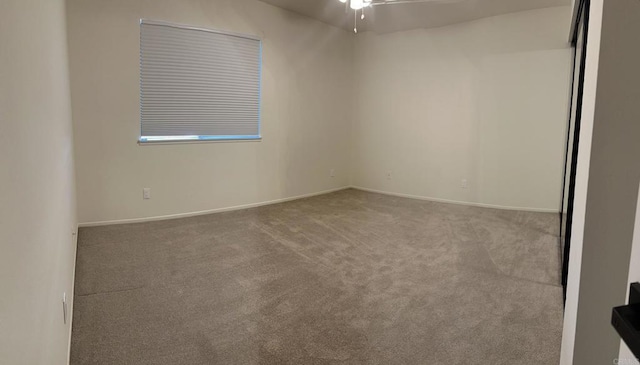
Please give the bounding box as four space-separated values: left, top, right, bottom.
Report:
62 292 67 324
330 169 335 178
143 188 151 200
461 179 468 189
386 171 392 180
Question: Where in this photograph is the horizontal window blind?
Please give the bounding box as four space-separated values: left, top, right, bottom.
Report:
140 20 261 142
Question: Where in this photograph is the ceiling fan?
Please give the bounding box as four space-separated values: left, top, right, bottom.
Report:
338 0 463 33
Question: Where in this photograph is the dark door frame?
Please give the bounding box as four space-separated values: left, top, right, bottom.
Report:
561 0 590 303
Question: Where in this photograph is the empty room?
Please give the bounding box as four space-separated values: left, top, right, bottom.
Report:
2 0 640 364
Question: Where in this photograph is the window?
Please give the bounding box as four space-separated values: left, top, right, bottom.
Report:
139 20 262 143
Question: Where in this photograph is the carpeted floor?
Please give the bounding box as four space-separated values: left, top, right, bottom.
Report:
70 189 563 364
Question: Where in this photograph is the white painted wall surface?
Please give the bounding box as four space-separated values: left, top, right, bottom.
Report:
67 0 354 225
0 0 78 364
352 7 573 212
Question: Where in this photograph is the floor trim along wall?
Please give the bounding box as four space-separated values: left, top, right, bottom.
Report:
67 226 78 365
78 187 352 227
350 186 560 214
79 185 558 228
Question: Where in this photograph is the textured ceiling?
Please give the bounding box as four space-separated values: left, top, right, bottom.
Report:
259 0 571 33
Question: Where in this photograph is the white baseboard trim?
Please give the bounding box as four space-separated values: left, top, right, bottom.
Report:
66 225 78 365
78 185 558 227
350 186 559 213
78 186 351 227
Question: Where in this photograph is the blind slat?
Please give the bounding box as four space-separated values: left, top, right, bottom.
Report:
140 21 261 139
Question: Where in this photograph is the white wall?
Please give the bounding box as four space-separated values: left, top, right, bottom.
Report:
0 0 77 364
67 0 354 225
561 0 640 363
352 6 573 211
68 1 574 223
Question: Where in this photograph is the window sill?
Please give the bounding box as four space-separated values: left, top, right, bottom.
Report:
138 137 262 145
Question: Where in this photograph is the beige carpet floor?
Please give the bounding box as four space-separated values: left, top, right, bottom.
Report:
70 189 563 364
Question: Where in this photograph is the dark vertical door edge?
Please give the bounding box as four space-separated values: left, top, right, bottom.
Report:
562 0 590 304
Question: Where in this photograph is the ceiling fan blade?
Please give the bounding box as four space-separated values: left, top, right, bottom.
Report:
370 0 467 5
